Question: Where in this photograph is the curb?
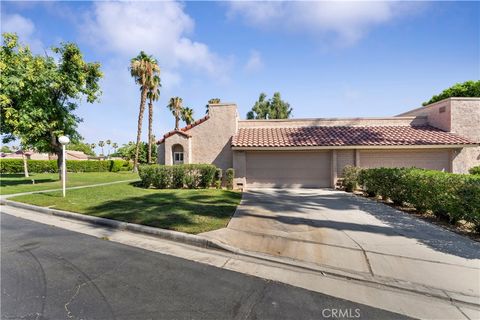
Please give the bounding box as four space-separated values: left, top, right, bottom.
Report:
2 199 479 309
0 199 226 251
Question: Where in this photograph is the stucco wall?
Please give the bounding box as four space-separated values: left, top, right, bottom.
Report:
188 104 238 170
233 150 246 188
336 150 355 176
238 116 427 128
157 143 165 165
163 134 191 165
450 99 480 172
398 98 480 173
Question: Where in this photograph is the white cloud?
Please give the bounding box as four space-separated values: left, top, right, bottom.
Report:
82 1 230 80
1 13 44 52
244 50 263 73
227 1 425 46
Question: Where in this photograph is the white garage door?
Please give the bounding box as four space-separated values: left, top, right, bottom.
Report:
246 151 331 188
359 149 451 171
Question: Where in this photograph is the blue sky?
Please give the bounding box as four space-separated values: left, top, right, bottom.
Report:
2 1 479 150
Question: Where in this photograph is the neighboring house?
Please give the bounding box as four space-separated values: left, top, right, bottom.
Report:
157 97 479 189
1 150 90 161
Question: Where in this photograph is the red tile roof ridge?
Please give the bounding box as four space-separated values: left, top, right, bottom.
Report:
157 115 210 144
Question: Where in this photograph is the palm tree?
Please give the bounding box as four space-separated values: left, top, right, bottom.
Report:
112 142 118 154
90 143 96 151
181 107 194 125
106 139 111 157
205 98 221 114
167 97 183 130
147 74 161 164
130 51 160 172
98 140 105 156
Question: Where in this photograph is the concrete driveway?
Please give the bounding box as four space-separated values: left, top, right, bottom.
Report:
201 188 480 306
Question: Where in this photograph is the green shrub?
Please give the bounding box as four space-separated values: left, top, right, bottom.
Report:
138 165 155 188
0 158 132 173
215 180 222 189
357 167 480 230
341 166 361 192
171 166 185 188
226 168 235 190
199 165 217 188
469 166 480 175
137 164 218 189
152 166 170 189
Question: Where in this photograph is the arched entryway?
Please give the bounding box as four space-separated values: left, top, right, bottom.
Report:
172 144 184 165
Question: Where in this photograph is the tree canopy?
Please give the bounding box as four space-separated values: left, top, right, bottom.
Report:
68 141 96 156
0 33 102 169
113 141 156 164
423 80 480 106
246 92 292 119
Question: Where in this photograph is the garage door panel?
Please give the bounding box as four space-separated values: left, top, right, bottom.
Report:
246 151 331 188
359 149 451 171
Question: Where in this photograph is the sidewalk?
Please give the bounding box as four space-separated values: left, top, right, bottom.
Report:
2 204 479 320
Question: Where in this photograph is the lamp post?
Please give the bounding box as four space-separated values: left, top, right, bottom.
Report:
58 135 70 197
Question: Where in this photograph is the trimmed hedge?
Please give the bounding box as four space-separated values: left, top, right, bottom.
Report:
352 167 480 231
341 165 361 192
138 164 218 189
0 158 132 173
470 166 480 175
226 168 235 190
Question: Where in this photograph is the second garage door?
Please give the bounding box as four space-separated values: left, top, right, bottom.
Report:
246 151 331 188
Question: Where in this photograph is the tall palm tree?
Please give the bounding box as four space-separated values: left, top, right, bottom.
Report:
90 143 96 151
106 139 111 157
181 107 194 125
112 142 118 154
167 97 183 130
205 98 221 114
130 51 160 172
98 140 105 156
146 74 161 164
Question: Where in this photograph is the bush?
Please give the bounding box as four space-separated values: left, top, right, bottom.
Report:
0 158 132 173
199 165 217 188
138 164 218 189
138 165 155 188
226 168 235 190
355 166 480 230
469 166 480 175
341 166 361 192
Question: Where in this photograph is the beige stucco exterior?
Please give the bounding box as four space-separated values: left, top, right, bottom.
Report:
398 98 480 173
157 98 479 189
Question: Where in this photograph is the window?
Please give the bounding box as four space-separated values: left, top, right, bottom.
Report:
174 152 184 163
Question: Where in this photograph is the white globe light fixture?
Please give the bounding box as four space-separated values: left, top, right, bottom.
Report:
58 135 70 197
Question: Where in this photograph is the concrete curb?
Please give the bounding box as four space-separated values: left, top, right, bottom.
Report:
0 199 226 251
2 199 479 309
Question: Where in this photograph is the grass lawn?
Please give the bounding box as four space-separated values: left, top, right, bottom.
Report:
9 182 242 234
0 172 139 195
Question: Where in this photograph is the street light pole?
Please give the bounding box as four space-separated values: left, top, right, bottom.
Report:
58 136 70 197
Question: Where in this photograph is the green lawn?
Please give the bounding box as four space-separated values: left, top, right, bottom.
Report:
9 182 242 234
0 172 139 195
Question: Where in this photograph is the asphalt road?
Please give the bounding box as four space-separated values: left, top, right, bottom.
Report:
1 213 410 320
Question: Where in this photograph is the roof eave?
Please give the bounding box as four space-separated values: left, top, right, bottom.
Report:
231 144 478 151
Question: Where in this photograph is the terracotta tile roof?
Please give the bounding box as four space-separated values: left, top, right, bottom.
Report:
232 126 476 148
157 115 210 144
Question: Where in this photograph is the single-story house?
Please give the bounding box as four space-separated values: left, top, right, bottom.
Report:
1 150 90 161
157 97 479 189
